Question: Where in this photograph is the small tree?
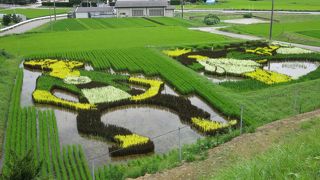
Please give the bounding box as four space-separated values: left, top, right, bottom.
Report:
203 14 220 25
2 14 12 26
12 14 22 24
2 149 42 180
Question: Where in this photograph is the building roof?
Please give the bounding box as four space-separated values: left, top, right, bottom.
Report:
75 7 114 13
115 0 169 8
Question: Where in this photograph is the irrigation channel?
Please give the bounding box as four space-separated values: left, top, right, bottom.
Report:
19 63 228 166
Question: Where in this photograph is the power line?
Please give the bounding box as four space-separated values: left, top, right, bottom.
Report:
88 125 188 161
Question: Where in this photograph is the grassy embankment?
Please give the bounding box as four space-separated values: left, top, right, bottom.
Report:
214 117 320 179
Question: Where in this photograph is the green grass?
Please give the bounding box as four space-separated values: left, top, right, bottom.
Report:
0 8 70 19
0 26 232 55
177 0 320 11
33 17 197 32
297 30 320 39
223 14 320 46
213 117 320 179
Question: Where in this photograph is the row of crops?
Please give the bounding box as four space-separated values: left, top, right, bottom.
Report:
37 17 193 32
3 70 91 179
26 48 239 119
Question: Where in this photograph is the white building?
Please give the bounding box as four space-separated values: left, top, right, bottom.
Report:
74 7 115 18
115 0 174 17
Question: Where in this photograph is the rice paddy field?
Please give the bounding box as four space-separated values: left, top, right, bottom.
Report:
0 16 320 179
32 17 197 32
223 14 320 46
178 0 320 11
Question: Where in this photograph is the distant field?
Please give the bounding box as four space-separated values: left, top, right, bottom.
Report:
298 30 320 39
33 17 196 32
0 26 232 55
223 14 320 46
178 0 320 11
0 8 70 19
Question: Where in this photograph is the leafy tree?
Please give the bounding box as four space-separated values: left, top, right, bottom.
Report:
2 14 12 26
2 149 42 180
203 14 220 25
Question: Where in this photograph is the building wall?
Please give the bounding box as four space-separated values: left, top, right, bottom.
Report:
117 8 132 17
165 9 174 17
116 7 174 17
75 13 89 18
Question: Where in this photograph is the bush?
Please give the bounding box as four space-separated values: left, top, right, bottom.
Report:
203 14 220 25
12 14 22 24
170 0 181 5
2 14 12 26
243 13 253 18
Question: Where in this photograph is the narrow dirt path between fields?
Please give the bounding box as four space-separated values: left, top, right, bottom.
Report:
189 27 320 52
133 109 320 180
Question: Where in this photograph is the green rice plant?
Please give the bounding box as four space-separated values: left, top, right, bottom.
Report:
47 110 61 180
16 107 22 156
26 107 32 152
62 147 74 179
78 145 92 179
67 146 81 180
38 111 47 177
21 108 27 156
31 107 38 165
72 145 87 180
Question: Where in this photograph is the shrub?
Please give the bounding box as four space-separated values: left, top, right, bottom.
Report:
243 13 253 18
2 14 12 26
12 14 22 24
203 14 220 25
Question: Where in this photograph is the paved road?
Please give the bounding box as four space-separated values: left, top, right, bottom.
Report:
0 16 66 36
176 9 320 15
189 27 320 52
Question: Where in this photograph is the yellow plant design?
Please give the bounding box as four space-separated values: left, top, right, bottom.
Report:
33 90 95 110
24 59 83 79
162 49 191 57
114 134 150 148
192 117 237 132
244 69 291 84
129 77 163 101
188 55 209 61
246 45 279 56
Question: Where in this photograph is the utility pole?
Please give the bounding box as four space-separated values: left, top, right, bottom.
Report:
178 127 182 162
53 0 57 21
180 0 184 19
92 160 95 180
49 6 52 31
269 0 274 40
240 105 244 134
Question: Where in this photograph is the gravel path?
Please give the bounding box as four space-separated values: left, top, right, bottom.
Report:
189 27 320 52
0 16 66 36
134 109 320 180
